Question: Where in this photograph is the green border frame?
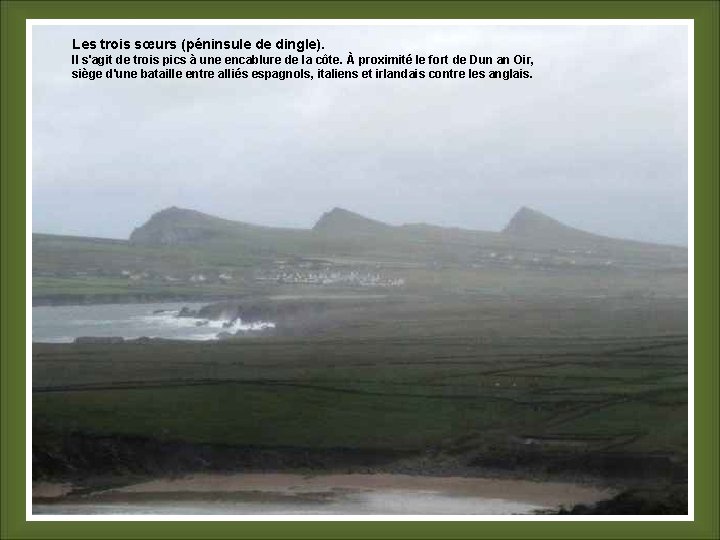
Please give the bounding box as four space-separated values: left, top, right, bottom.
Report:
1 1 717 538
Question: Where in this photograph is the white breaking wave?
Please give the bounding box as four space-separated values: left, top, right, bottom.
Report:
214 319 276 332
67 319 121 326
135 311 276 334
39 336 77 343
33 304 276 343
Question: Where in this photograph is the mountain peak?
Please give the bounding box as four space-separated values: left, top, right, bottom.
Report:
501 206 610 247
130 206 236 245
152 206 202 219
502 207 569 236
313 208 390 235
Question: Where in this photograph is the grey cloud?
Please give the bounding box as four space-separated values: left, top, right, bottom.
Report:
32 24 688 245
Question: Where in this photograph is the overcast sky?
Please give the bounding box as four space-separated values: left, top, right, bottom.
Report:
32 24 689 245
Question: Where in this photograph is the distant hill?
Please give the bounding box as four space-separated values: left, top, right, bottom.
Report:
313 207 392 235
33 205 687 302
501 206 681 253
502 206 616 244
128 205 683 254
502 206 595 239
129 206 258 246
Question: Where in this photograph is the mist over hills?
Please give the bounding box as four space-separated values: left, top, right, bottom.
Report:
32 204 687 305
128 204 684 254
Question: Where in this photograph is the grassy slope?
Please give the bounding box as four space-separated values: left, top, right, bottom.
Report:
33 296 687 473
31 210 688 487
32 232 688 304
34 223 686 272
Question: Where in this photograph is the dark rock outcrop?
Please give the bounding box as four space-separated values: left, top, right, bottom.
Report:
32 431 410 480
559 487 688 515
177 306 198 318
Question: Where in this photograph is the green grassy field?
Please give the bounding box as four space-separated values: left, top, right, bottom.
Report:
33 295 688 483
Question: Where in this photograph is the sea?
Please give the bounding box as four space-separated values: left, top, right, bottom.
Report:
32 490 546 515
32 302 274 343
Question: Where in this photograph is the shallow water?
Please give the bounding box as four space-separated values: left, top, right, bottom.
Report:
32 303 274 342
33 491 544 515
33 473 612 516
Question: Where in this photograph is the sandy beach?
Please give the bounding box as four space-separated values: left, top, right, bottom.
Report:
33 473 615 515
32 482 74 499
114 473 612 505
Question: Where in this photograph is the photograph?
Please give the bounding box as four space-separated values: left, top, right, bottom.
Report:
29 21 690 518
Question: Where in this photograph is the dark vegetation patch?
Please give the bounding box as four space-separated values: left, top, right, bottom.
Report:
33 431 411 480
558 486 688 515
33 307 688 491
